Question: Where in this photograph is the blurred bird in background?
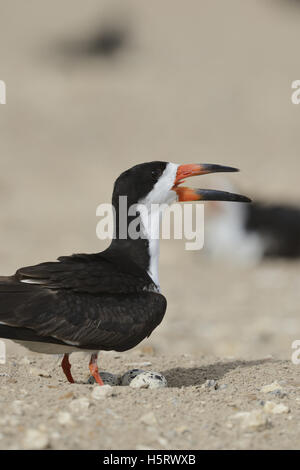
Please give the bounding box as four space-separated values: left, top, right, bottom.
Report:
205 179 300 264
56 5 131 61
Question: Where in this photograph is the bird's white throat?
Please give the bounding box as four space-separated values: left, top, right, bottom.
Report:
138 162 178 289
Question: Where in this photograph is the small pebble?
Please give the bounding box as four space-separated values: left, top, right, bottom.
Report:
91 384 115 400
69 397 90 413
11 400 25 416
219 384 228 390
157 437 169 448
269 389 287 399
263 401 290 415
0 415 20 426
140 411 157 426
20 357 31 365
21 429 49 450
57 411 74 426
202 379 218 390
230 410 270 432
261 382 283 394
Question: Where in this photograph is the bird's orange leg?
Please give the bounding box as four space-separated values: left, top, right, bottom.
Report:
61 353 74 384
89 353 104 386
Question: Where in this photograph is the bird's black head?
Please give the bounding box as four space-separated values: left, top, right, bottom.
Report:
112 161 170 209
108 160 251 282
112 161 251 210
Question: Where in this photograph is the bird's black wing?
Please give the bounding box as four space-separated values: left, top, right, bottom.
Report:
0 254 167 351
15 252 156 294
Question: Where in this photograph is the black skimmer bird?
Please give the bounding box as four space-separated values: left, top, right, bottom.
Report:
244 202 300 259
0 162 250 385
206 183 300 263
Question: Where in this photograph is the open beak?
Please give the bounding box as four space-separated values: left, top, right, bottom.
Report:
172 163 251 203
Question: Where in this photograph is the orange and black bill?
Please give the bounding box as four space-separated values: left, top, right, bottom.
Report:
174 163 239 186
173 163 252 203
174 186 251 203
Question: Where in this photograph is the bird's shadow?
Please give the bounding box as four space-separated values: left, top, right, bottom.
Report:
162 358 277 388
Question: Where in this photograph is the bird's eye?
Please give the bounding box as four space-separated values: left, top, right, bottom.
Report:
151 169 163 182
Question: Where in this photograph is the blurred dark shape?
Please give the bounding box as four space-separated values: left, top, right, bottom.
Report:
58 22 130 61
205 187 300 263
84 27 127 57
245 202 300 259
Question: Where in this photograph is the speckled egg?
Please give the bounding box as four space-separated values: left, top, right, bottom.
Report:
127 370 167 389
120 369 145 386
88 371 121 386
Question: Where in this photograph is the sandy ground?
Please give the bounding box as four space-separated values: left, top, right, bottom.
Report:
1 350 300 450
1 0 300 450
